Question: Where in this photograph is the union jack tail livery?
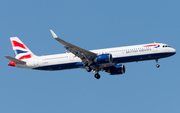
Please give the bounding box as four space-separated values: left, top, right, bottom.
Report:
10 37 36 60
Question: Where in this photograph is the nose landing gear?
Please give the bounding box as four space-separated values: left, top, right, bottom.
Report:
156 59 160 68
156 64 160 68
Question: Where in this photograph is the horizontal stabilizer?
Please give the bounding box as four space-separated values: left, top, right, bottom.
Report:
5 56 26 64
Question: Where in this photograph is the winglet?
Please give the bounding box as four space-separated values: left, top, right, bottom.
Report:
50 29 58 39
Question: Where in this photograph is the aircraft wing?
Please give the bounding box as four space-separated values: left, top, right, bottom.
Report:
5 56 26 64
50 30 97 65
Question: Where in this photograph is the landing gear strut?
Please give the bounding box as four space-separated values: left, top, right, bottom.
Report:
156 59 160 68
94 73 100 79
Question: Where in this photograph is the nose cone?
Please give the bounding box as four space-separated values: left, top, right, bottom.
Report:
170 48 176 55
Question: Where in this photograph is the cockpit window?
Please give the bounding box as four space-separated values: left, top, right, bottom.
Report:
163 45 170 47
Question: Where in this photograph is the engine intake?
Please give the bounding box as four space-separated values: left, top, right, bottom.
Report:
94 53 112 64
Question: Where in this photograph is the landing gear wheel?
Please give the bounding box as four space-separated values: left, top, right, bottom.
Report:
155 59 160 68
85 66 92 72
94 73 100 79
156 64 160 68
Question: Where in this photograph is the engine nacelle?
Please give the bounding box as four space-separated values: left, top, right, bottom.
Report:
94 53 112 64
105 64 125 75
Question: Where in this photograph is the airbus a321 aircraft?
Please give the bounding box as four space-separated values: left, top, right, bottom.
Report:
5 30 176 79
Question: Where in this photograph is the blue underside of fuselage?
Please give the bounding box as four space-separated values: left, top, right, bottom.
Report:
33 52 175 71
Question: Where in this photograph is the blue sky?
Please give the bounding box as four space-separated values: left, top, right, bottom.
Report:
1 0 180 113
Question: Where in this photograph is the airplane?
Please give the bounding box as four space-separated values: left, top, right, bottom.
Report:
5 30 176 79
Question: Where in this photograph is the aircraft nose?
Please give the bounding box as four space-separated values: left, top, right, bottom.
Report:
174 50 176 54
170 48 176 55
173 48 176 53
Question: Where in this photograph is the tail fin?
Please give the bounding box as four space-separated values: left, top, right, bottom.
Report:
10 37 36 60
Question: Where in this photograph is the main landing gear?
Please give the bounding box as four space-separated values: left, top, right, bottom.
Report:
156 59 160 68
94 73 100 79
85 66 100 79
85 66 92 72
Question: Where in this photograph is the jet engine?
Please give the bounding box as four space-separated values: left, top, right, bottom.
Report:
94 53 112 64
105 64 125 75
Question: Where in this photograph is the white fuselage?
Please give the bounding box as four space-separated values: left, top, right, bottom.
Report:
16 43 176 70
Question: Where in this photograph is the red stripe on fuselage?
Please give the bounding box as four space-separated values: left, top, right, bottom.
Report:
19 54 32 60
12 41 26 49
143 44 160 47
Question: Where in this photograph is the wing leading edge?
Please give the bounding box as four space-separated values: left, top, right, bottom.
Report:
50 30 97 66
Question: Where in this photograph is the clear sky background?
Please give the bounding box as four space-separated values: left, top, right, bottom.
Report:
1 0 179 113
